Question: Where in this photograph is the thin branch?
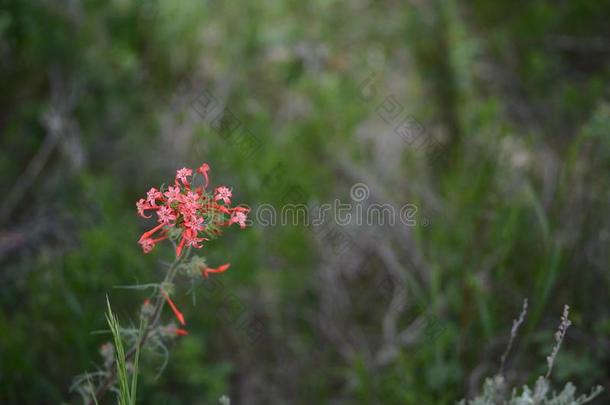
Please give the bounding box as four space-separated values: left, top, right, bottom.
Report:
499 298 528 375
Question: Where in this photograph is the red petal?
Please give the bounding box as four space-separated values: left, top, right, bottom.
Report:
175 328 189 336
201 263 231 278
175 237 186 258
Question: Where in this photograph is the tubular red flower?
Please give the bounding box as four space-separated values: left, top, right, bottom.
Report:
138 238 155 253
140 223 165 241
152 235 168 243
201 263 231 278
161 290 186 326
175 328 189 336
175 237 186 258
197 163 210 189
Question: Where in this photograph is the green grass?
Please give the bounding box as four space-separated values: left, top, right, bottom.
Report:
105 298 142 405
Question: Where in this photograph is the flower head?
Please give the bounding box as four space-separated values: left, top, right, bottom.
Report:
136 163 248 256
157 205 177 225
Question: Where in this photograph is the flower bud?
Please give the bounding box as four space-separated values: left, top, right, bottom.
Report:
141 298 154 319
99 342 115 369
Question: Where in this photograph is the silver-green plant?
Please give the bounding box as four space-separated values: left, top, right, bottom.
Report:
458 302 603 405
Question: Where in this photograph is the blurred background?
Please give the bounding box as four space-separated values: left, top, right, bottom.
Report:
1 0 609 403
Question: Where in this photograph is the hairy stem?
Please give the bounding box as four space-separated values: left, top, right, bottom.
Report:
87 250 188 404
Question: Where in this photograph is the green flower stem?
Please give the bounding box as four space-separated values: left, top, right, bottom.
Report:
88 248 190 404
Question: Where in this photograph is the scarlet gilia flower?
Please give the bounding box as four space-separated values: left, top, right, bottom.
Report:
214 186 232 205
197 163 210 189
136 163 249 258
201 263 231 279
229 206 250 229
174 328 188 336
175 167 192 187
161 290 185 326
146 187 163 206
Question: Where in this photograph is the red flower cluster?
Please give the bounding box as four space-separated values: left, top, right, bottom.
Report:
136 163 249 258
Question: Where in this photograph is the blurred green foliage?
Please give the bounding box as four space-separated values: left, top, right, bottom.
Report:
1 0 609 403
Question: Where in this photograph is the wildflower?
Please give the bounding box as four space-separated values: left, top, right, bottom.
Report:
215 203 231 215
175 328 189 336
139 222 165 240
201 263 231 278
175 237 186 258
136 163 248 255
229 210 248 229
136 199 153 218
182 228 206 249
214 186 232 205
157 206 177 225
182 191 202 211
161 290 185 326
146 187 163 206
184 214 205 233
175 167 192 186
138 222 168 253
138 237 155 253
164 186 182 205
197 163 210 189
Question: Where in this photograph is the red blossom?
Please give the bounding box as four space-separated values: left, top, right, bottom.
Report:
161 290 186 326
197 163 210 189
157 206 177 225
138 237 155 253
136 163 248 262
164 186 182 205
229 206 250 229
214 186 232 205
146 187 163 206
201 263 231 278
175 328 189 336
175 237 186 258
175 167 192 187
